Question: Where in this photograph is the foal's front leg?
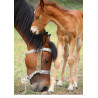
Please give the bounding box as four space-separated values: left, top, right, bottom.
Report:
68 37 76 91
48 40 63 93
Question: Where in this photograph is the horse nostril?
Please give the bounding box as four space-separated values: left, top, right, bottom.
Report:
41 86 48 92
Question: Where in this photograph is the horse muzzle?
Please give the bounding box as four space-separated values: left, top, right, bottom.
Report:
30 82 48 92
29 73 49 92
30 26 39 35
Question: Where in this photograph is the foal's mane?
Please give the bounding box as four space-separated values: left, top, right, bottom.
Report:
44 1 68 12
14 0 45 50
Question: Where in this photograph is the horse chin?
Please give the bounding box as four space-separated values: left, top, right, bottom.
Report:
30 83 48 92
29 74 49 92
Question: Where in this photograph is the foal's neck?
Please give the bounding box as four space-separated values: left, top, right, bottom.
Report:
46 6 68 30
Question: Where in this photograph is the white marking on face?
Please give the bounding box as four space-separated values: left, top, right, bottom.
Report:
30 26 39 35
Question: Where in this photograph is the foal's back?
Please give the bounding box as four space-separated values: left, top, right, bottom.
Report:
68 10 83 38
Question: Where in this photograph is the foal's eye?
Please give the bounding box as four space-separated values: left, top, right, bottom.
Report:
36 16 40 20
44 59 48 63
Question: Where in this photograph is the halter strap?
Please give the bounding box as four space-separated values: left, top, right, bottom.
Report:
25 49 37 55
42 48 51 52
24 48 51 82
40 70 50 74
27 70 50 80
25 48 51 56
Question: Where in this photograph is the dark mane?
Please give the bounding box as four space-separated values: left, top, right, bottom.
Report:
45 1 68 12
49 41 57 61
14 0 46 50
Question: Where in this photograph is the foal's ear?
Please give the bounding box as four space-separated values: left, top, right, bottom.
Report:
40 0 44 9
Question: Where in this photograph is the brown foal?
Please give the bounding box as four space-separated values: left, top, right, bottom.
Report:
31 0 83 92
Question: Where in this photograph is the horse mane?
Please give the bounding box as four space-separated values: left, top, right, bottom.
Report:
44 1 68 12
14 0 46 50
49 41 57 61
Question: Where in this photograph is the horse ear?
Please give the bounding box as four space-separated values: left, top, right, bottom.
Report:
48 34 51 37
44 32 48 35
40 0 44 9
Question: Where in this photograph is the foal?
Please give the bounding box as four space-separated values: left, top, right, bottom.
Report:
31 0 83 92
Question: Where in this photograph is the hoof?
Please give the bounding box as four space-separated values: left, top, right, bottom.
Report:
57 85 62 87
73 86 78 89
73 82 78 89
48 91 54 94
67 89 73 92
41 91 48 95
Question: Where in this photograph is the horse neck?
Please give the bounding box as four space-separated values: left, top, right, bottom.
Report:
46 6 68 29
15 25 34 50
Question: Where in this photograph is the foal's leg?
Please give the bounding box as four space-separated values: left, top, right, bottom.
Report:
48 40 63 93
57 44 69 86
73 38 82 89
68 37 76 91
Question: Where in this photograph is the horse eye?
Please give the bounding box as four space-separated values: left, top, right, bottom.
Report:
44 59 48 63
36 16 40 20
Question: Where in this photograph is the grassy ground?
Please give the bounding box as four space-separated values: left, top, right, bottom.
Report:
14 22 83 95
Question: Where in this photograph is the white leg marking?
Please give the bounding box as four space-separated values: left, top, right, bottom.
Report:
48 86 54 92
68 84 73 91
57 79 63 86
73 80 78 88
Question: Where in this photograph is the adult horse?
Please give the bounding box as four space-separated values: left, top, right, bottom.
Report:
14 0 57 92
31 0 83 92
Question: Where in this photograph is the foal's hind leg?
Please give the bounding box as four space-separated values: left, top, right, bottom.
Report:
68 37 76 91
73 38 82 89
57 44 69 86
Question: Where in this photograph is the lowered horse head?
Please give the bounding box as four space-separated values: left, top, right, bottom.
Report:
25 32 57 92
